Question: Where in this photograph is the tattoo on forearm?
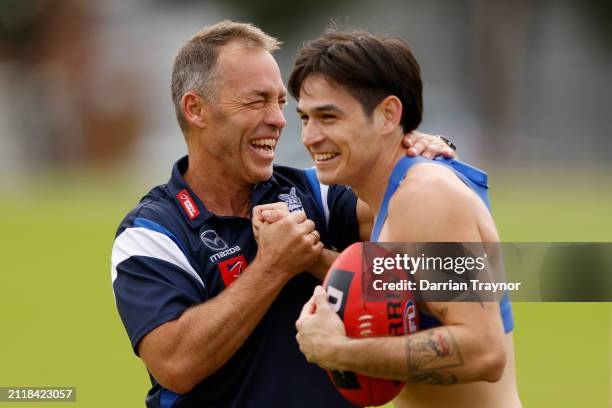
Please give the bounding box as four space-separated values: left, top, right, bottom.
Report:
405 327 463 385
408 372 459 385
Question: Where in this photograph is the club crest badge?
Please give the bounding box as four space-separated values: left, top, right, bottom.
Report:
278 187 304 212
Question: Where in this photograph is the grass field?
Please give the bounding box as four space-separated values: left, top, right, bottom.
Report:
0 168 610 407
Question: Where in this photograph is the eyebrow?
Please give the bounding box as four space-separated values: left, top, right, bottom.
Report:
296 104 345 115
249 89 287 99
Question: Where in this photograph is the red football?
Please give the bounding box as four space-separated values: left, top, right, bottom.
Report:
323 242 419 406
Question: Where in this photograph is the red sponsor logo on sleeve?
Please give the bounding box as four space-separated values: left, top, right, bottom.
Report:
177 189 200 220
218 255 247 287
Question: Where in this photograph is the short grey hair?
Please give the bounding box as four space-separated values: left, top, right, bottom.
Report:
171 20 282 131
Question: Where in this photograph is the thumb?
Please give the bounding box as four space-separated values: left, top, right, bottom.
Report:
262 209 286 223
312 285 329 308
403 132 419 156
402 131 417 147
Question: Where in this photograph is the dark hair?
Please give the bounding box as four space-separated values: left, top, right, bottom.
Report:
288 30 422 133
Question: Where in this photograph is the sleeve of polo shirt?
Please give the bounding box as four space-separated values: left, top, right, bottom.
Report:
111 220 206 354
326 185 360 251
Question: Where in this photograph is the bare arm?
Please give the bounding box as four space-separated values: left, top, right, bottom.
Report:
139 211 323 393
356 198 374 241
296 166 506 384
306 248 339 280
318 302 504 384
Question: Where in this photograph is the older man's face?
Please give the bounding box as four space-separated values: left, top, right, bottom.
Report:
203 41 287 185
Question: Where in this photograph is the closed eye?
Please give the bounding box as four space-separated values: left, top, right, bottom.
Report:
248 99 266 108
321 113 337 122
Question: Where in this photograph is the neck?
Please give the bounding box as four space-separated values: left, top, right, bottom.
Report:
184 152 253 218
351 141 405 217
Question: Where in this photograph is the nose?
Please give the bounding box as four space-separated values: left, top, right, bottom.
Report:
264 103 287 130
301 120 325 148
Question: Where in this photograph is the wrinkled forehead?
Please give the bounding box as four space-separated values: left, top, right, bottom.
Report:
216 41 285 96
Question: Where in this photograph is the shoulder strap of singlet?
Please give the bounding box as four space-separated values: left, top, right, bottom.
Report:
370 157 419 241
370 156 491 241
369 156 513 332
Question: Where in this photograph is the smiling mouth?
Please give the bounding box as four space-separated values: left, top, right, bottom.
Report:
250 138 277 153
313 152 339 162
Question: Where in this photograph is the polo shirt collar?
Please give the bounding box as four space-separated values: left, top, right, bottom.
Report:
168 155 280 229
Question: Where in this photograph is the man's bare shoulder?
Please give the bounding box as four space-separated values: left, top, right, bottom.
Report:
390 163 482 215
386 163 488 242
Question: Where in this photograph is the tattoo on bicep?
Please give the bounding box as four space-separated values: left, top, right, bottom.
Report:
405 327 463 385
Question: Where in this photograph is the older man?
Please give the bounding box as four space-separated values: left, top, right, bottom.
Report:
111 21 452 408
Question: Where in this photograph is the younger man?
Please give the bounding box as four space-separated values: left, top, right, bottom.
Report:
290 31 521 408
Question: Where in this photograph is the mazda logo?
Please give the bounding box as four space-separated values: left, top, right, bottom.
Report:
200 230 229 251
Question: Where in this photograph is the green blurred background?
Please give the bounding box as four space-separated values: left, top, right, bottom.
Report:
1 0 611 407
1 169 610 407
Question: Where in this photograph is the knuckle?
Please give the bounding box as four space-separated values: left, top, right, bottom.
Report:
293 221 304 232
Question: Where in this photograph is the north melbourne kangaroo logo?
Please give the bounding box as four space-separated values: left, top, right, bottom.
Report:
278 187 304 212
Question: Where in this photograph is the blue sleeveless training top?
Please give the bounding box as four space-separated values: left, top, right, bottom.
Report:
370 156 514 333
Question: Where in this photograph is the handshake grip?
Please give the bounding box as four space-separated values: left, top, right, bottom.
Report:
252 203 323 278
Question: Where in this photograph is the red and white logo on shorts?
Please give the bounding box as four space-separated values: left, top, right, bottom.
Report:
177 189 200 220
218 255 247 287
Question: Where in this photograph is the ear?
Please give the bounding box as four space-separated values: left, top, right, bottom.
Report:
181 91 208 129
375 95 403 135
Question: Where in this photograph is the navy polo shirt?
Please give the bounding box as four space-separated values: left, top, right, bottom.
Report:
111 156 360 408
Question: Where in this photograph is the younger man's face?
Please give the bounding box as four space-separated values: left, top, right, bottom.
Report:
297 74 382 186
